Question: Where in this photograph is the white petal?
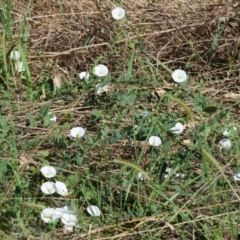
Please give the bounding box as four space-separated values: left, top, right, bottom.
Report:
87 205 101 216
62 205 75 214
40 166 57 178
61 213 78 226
53 206 75 218
15 61 25 72
234 172 240 181
140 111 149 118
172 69 187 83
170 122 184 134
48 112 57 122
41 208 58 223
111 7 125 20
175 173 185 178
10 50 21 60
222 126 237 136
138 172 144 181
218 139 232 150
79 71 90 80
63 224 74 233
41 182 56 194
70 127 85 138
95 83 108 95
54 208 66 218
165 167 172 174
148 136 162 146
55 181 68 196
93 64 109 77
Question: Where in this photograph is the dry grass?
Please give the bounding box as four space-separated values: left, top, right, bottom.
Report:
12 0 240 81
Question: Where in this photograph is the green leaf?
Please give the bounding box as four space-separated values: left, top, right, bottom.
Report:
121 94 136 105
98 73 110 88
116 72 125 82
125 47 135 81
38 103 51 118
27 114 36 127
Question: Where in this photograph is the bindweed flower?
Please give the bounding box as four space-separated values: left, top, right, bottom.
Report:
172 69 187 83
79 71 90 80
169 122 184 134
10 50 21 60
163 167 185 179
61 213 78 227
48 112 57 122
95 83 108 95
163 167 172 178
140 111 149 119
218 139 232 150
55 181 68 196
15 61 25 72
138 172 144 181
40 165 57 178
149 136 162 146
222 126 237 137
175 173 185 178
54 208 67 218
70 127 85 138
62 205 75 214
93 64 108 77
41 182 56 194
54 206 75 218
133 125 139 134
41 208 60 223
233 172 240 181
87 205 101 217
111 7 125 20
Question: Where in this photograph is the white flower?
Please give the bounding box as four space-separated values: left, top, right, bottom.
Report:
41 208 59 223
138 172 144 181
62 205 75 214
175 173 185 178
87 205 101 217
233 172 240 181
148 136 162 146
172 69 187 83
169 122 184 134
111 7 125 20
55 181 68 196
93 64 109 77
95 83 108 95
165 167 172 174
140 111 149 118
41 182 56 194
222 126 237 137
54 206 75 218
48 112 57 122
61 213 78 227
54 208 66 218
163 167 172 178
70 127 85 138
15 61 25 72
63 224 74 233
218 139 232 150
79 71 90 80
10 50 21 60
40 166 57 178
133 125 139 134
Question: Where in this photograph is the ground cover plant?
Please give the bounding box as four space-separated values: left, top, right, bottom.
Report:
0 0 240 239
